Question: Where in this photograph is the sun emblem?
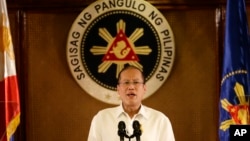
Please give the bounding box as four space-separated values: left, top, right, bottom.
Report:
220 82 250 131
90 19 152 78
66 0 175 104
0 14 15 60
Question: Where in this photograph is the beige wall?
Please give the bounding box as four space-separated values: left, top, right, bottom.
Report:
8 0 228 141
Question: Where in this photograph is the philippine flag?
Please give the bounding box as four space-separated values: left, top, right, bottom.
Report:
0 0 21 141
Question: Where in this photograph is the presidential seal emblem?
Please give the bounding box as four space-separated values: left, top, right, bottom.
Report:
66 0 175 104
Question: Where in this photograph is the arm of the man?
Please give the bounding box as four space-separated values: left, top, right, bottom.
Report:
87 116 99 141
160 116 175 141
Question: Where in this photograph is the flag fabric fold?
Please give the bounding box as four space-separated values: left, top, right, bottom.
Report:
0 0 21 141
219 0 250 140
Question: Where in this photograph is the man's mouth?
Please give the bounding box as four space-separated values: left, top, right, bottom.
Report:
127 93 136 97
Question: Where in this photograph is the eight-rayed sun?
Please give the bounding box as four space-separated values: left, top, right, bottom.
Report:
90 19 152 78
220 82 250 131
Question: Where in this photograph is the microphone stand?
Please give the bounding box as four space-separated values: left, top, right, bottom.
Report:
118 120 142 141
118 121 126 141
132 120 141 141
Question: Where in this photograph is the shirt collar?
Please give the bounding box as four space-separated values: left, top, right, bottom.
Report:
115 104 149 119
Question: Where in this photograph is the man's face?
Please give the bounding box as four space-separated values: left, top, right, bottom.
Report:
117 68 146 107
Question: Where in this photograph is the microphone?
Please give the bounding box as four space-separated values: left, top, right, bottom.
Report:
118 121 126 141
132 120 141 141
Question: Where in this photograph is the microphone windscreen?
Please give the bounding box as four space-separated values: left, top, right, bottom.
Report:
133 120 140 129
118 121 126 130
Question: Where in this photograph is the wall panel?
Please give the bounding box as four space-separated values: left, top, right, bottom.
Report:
143 8 219 141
